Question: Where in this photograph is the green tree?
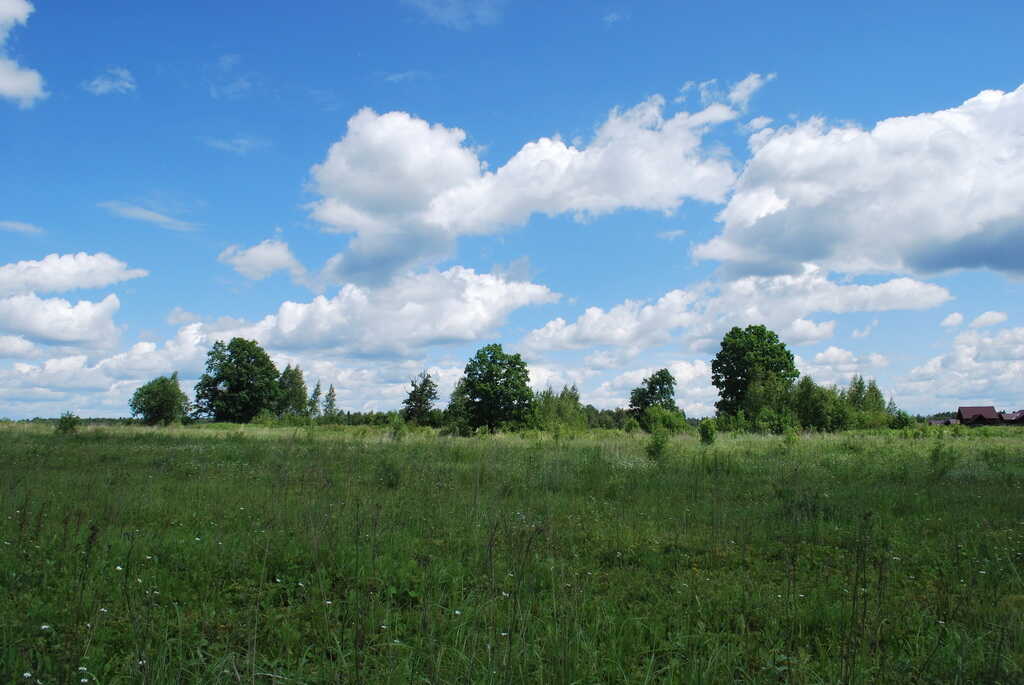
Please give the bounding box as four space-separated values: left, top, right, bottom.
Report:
277 364 309 416
629 368 680 417
463 344 533 431
130 372 190 426
711 325 798 417
402 371 439 425
322 384 338 419
863 379 886 413
308 380 322 418
530 385 587 433
846 374 867 410
193 338 281 423
443 377 473 436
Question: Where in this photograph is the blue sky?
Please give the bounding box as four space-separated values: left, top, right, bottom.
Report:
2 0 1023 419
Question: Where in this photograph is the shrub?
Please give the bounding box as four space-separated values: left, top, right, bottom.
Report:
55 411 81 435
698 418 717 445
643 405 689 434
388 413 407 441
646 428 670 462
623 417 641 434
252 409 277 426
889 410 912 430
784 426 800 447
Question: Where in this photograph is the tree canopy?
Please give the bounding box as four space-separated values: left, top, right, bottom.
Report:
711 325 798 417
462 343 533 430
130 372 189 426
402 371 439 425
277 364 309 417
193 338 281 423
628 368 680 417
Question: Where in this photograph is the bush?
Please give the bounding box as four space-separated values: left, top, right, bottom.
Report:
129 372 189 426
646 428 670 462
55 411 81 435
252 409 277 426
643 406 689 434
698 418 716 445
388 413 407 441
889 410 912 430
623 417 641 434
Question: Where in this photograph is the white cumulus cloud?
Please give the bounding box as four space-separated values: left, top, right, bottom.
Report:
218 240 309 286
941 312 964 327
0 292 121 345
309 95 738 283
902 327 1024 411
728 72 775 110
797 346 888 386
0 252 148 296
199 266 559 357
696 83 1024 278
969 310 1007 329
524 264 950 359
0 334 38 358
0 0 46 108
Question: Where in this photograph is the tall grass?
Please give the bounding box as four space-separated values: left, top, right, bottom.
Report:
1 423 1022 683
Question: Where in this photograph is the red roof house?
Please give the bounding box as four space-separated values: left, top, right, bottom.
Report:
957 406 1001 425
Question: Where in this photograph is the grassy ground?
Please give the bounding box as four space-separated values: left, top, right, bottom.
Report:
1 423 1022 683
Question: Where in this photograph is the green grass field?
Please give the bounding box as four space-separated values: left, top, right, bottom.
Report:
1 423 1022 683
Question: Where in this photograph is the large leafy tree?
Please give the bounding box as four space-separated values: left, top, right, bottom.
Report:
130 372 189 425
443 377 473 436
628 369 685 432
711 324 798 417
628 368 680 417
193 338 281 423
277 364 309 416
463 344 533 430
402 371 439 425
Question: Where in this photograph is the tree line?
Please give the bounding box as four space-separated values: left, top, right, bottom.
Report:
129 324 907 433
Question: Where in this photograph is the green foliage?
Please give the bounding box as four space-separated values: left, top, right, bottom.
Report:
251 408 278 426
442 378 474 436
530 385 587 434
129 372 189 426
628 368 680 415
642 405 689 434
622 416 641 433
54 411 80 435
889 410 912 429
322 384 338 420
462 343 532 430
307 381 322 419
388 412 407 441
193 338 281 423
699 418 717 445
277 364 309 417
402 371 439 425
711 324 798 418
645 427 670 461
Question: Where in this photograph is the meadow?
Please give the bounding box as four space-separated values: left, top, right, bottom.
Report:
1 423 1022 683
